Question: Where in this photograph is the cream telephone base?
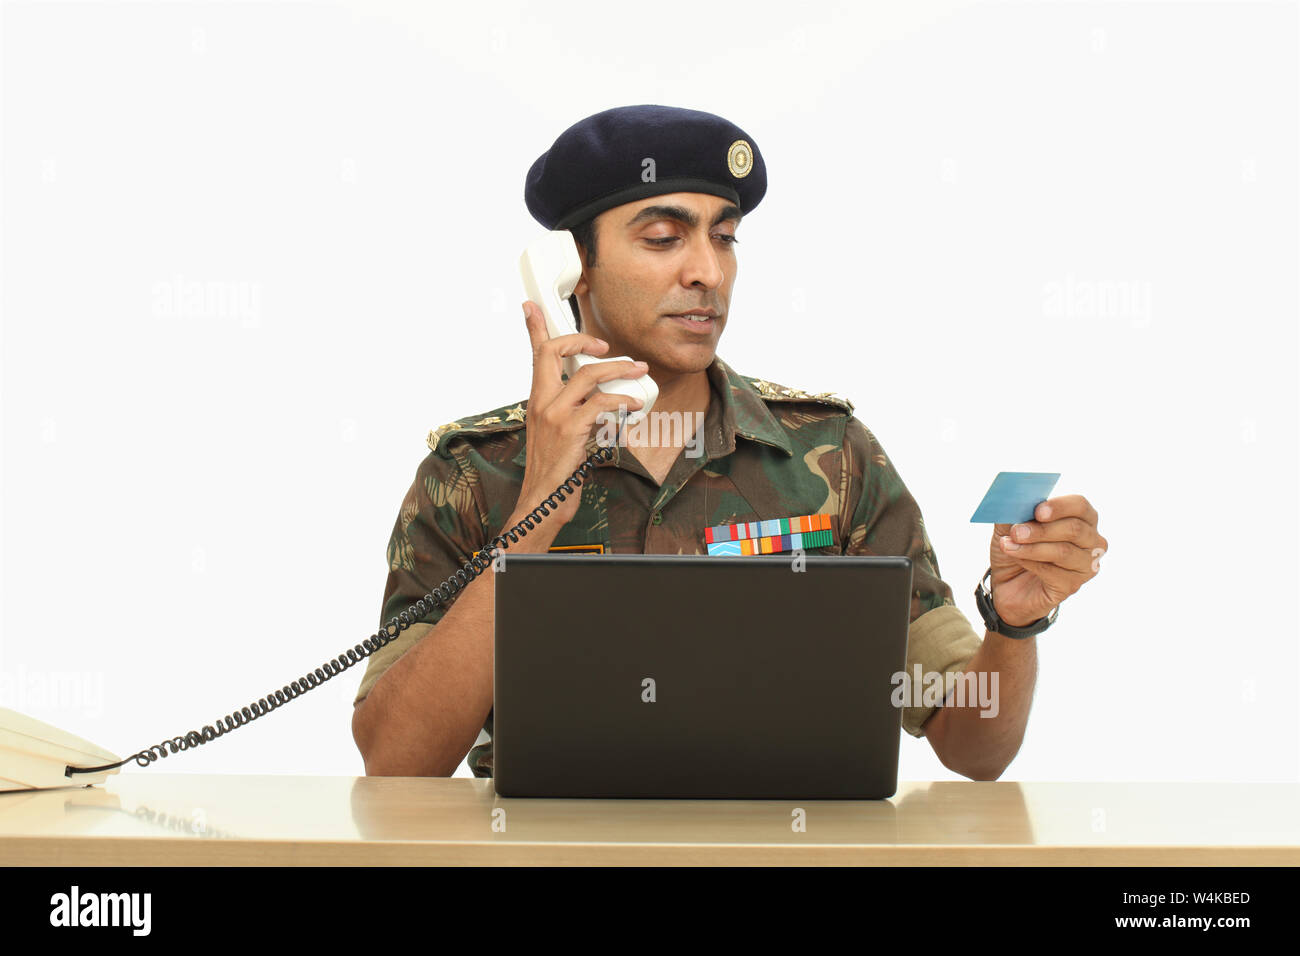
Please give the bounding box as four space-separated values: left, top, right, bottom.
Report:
0 707 120 792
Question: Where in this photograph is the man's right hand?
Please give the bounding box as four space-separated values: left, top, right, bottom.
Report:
508 301 648 533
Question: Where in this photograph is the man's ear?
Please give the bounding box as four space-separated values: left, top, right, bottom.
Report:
571 254 590 337
573 244 590 299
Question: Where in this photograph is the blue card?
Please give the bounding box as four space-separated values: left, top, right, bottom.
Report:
970 472 1060 524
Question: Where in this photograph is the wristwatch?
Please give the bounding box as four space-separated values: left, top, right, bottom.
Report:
974 567 1058 639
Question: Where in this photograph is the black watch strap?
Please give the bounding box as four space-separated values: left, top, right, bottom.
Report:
974 567 1058 638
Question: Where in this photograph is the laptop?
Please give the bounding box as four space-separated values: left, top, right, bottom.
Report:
492 553 913 799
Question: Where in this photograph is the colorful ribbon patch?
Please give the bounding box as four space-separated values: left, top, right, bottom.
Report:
704 513 834 556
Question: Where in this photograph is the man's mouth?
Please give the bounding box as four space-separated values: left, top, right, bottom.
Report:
665 313 718 333
664 310 720 330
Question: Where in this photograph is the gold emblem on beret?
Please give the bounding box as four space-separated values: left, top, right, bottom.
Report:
727 140 753 179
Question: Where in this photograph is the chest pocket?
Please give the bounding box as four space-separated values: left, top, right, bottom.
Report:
541 472 611 554
710 448 842 551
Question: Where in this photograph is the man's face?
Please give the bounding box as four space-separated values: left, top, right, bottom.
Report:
572 192 740 375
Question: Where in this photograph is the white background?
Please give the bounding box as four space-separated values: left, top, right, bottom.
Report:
2 0 1296 784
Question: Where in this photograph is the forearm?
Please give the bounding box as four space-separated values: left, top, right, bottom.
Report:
922 629 1038 780
352 511 559 776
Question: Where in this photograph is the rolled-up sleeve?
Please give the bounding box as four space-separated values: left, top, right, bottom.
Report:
840 417 983 737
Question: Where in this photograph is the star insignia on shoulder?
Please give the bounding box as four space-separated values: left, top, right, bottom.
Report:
426 402 529 452
748 378 854 414
426 420 461 451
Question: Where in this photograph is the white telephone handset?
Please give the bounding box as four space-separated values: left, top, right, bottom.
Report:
519 230 657 426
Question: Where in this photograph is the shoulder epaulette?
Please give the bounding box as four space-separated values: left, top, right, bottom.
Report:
747 377 855 416
426 401 527 454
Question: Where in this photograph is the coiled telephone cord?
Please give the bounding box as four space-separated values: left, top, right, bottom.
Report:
64 444 616 778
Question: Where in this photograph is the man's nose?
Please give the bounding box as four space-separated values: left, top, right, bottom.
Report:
680 233 725 290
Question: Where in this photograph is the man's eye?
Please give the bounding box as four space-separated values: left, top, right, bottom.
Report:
645 235 739 246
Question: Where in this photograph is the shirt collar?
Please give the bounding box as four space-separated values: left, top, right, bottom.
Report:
509 354 793 468
706 355 794 458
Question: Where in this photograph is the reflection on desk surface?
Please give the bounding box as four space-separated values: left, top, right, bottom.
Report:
1 775 1297 850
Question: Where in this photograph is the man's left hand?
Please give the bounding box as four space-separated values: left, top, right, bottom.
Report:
989 494 1107 628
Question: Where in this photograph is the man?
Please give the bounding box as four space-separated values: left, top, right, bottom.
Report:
351 105 1108 780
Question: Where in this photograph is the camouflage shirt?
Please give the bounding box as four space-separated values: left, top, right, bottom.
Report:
354 355 984 776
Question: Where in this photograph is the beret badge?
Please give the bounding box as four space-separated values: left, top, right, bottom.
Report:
727 139 754 179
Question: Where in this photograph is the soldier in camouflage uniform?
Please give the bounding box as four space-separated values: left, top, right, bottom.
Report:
353 105 1104 780
354 352 984 775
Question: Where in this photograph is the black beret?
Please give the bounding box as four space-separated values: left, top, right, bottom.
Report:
525 104 767 230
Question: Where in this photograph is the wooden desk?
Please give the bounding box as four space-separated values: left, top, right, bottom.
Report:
1 775 1296 865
